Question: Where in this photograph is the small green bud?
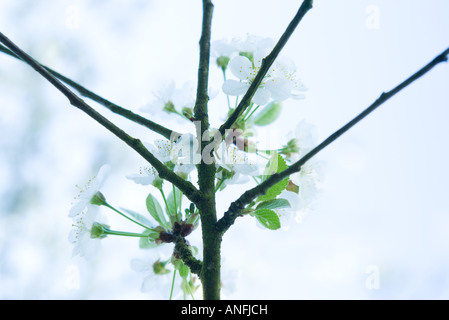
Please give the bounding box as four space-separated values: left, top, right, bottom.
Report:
90 222 110 239
90 191 106 206
286 138 299 153
216 56 230 71
182 107 193 119
186 213 199 227
153 260 171 275
152 177 164 190
280 139 299 159
163 101 176 113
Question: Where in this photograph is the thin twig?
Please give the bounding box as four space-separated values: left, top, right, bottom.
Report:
217 0 313 138
0 32 200 204
216 46 449 234
0 43 179 140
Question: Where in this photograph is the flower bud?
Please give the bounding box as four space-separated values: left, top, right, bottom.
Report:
152 177 164 190
163 101 176 113
89 191 106 206
216 56 230 71
182 107 193 119
90 222 110 239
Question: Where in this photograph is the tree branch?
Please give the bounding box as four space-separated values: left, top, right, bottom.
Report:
191 0 222 300
174 236 203 277
217 0 313 138
216 46 449 234
0 43 179 140
0 32 200 204
193 0 214 131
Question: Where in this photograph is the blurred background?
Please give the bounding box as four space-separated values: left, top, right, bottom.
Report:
0 0 448 299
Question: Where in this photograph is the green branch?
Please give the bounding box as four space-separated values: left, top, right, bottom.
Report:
0 32 200 204
0 43 179 140
216 45 449 234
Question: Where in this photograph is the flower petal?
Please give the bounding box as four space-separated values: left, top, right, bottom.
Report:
252 87 271 105
229 55 254 80
265 77 293 101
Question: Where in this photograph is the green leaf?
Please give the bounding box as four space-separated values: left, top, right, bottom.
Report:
262 152 288 179
256 198 291 210
257 178 289 202
146 193 170 229
120 208 155 229
252 209 281 230
252 101 282 126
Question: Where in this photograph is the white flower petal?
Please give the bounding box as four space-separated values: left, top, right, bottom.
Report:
171 82 195 108
126 174 154 186
153 139 176 162
222 80 249 96
265 77 293 101
130 258 151 273
160 81 176 101
229 55 254 80
69 200 87 217
211 39 237 58
225 172 250 185
252 87 271 105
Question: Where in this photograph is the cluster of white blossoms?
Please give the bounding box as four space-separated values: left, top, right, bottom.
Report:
212 35 307 106
68 164 110 259
140 81 195 117
67 34 323 299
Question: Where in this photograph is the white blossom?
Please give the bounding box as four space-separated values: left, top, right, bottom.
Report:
222 52 306 105
215 141 263 176
275 189 308 230
231 34 275 56
127 135 199 187
130 251 173 295
279 120 323 225
141 81 195 115
68 208 108 259
211 38 237 60
126 166 159 186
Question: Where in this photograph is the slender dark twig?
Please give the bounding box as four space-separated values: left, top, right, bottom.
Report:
0 32 200 204
216 46 449 234
217 0 313 137
0 43 179 140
